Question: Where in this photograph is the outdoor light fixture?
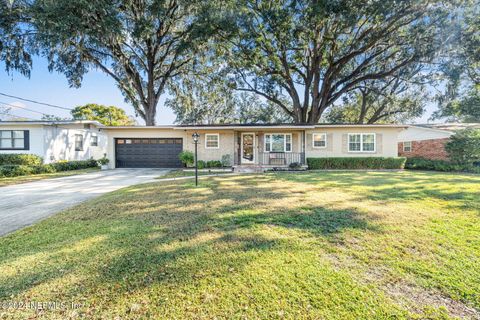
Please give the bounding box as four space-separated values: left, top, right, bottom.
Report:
192 132 200 186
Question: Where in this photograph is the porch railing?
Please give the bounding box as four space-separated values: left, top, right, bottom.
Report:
258 152 305 166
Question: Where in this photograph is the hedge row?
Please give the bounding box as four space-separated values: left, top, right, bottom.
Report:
405 158 480 173
0 159 99 178
0 154 43 166
197 160 223 169
307 157 406 170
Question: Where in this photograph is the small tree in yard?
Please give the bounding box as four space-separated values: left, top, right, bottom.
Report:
445 129 480 164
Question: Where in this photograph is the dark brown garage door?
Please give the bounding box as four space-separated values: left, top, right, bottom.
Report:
115 138 183 168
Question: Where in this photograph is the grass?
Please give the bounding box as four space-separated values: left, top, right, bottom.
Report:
158 169 233 179
0 167 100 187
0 171 479 319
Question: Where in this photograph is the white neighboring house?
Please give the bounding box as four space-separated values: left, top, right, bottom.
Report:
397 125 454 143
0 120 107 163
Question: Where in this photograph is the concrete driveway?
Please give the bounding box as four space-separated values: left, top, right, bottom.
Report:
0 169 170 236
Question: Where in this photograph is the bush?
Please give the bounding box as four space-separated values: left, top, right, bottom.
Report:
97 155 109 165
307 157 406 170
289 162 303 170
197 160 206 169
0 159 99 178
405 157 480 173
179 151 194 167
445 129 480 164
0 154 43 166
0 165 35 177
221 154 231 167
206 160 222 168
51 159 98 171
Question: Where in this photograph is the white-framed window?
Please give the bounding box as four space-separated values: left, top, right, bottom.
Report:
403 141 412 152
312 133 327 148
205 134 219 149
91 135 98 147
75 134 84 151
348 133 376 152
0 130 25 149
264 133 292 152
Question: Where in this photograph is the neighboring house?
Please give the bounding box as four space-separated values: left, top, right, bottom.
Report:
398 123 480 160
104 124 405 169
0 120 107 163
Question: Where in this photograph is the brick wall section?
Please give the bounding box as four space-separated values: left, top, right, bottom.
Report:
398 138 450 160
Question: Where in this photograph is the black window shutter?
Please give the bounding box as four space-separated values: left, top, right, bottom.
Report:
24 130 30 150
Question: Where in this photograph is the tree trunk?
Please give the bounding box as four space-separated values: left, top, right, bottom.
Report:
144 104 157 126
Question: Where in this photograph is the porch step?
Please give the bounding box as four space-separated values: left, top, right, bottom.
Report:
233 166 265 173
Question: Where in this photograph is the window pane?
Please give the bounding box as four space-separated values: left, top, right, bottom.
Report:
265 135 271 152
349 134 361 151
271 134 285 152
14 139 24 149
13 131 24 138
75 135 83 150
362 134 375 151
206 135 219 148
404 141 412 152
0 131 12 138
1 139 12 148
286 134 291 152
313 134 326 147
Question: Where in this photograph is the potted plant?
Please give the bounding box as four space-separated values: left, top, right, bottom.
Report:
97 155 110 170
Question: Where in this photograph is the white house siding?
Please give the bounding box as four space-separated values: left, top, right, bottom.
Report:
43 125 107 163
305 127 401 158
397 126 453 142
0 125 45 158
0 123 107 163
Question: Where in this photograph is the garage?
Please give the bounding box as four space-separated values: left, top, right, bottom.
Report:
115 138 183 168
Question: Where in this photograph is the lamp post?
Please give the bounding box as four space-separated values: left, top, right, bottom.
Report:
192 132 199 186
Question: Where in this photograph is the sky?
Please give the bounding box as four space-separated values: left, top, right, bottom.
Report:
0 57 176 124
0 56 438 125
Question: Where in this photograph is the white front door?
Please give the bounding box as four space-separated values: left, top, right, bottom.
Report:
241 133 255 164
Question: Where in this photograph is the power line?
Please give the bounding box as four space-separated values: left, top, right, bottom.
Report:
0 101 49 116
0 92 72 111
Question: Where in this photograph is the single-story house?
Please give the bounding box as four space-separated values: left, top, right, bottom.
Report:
1 121 406 170
0 120 107 163
398 123 480 160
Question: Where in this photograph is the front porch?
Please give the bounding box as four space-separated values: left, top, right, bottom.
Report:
232 130 306 171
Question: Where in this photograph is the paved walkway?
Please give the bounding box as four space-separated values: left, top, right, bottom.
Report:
0 169 169 236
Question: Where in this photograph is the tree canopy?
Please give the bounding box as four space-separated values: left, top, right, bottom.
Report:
1 0 476 125
445 128 480 164
433 1 480 122
0 0 33 76
326 74 427 124
220 0 458 123
71 104 135 126
28 0 220 125
166 59 290 124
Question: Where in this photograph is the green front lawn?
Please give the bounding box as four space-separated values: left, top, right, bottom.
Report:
0 167 100 187
0 171 479 319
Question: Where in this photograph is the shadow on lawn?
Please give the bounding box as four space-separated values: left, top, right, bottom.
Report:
0 174 379 304
273 171 480 210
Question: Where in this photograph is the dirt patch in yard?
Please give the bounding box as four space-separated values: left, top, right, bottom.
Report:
384 281 480 319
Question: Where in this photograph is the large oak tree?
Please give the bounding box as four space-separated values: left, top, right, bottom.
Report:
222 0 459 124
30 0 218 125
